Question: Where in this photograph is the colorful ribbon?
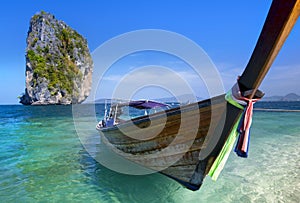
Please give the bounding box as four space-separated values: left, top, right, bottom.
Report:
208 82 262 180
234 97 259 157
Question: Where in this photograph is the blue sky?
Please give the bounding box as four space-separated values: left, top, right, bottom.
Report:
0 0 299 104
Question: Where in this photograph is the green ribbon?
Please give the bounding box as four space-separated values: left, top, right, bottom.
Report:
207 90 244 180
208 114 242 180
225 90 244 110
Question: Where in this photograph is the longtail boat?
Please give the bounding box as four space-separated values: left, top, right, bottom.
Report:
96 0 300 191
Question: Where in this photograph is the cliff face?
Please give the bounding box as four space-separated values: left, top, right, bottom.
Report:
20 11 93 105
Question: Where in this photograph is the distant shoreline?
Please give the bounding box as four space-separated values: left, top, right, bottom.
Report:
261 93 300 102
254 108 300 112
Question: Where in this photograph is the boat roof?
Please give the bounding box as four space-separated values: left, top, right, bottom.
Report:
113 100 169 109
129 100 169 109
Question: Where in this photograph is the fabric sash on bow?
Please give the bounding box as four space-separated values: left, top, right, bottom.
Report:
231 82 261 158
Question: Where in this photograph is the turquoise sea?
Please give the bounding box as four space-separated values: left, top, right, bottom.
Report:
0 102 299 202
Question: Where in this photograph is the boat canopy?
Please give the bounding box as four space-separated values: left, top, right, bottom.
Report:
127 100 170 109
96 100 170 129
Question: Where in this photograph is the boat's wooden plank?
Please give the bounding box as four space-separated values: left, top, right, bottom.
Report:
102 101 225 146
101 95 225 132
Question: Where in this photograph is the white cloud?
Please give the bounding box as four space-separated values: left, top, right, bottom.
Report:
215 62 243 91
97 61 300 100
102 75 123 81
166 60 186 66
96 67 217 99
215 62 300 95
260 64 300 95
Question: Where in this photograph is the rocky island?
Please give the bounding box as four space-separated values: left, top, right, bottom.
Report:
20 11 93 105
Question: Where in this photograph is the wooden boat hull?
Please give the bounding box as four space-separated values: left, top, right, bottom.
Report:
98 95 242 190
97 0 300 190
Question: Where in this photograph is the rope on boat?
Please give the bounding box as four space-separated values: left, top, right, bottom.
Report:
208 82 262 181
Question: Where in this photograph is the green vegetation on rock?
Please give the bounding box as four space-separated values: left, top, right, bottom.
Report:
27 49 83 95
20 11 93 105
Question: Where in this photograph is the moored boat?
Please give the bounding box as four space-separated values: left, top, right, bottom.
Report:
96 0 300 191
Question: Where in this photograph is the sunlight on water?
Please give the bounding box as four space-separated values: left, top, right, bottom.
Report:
0 105 299 202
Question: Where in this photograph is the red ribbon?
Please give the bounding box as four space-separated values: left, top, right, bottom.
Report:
239 97 259 153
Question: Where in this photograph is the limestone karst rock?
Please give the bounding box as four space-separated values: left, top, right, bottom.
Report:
20 11 93 105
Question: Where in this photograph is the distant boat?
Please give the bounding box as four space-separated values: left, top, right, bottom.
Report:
96 0 300 191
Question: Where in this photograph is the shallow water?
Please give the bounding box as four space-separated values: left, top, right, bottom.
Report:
0 104 299 202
